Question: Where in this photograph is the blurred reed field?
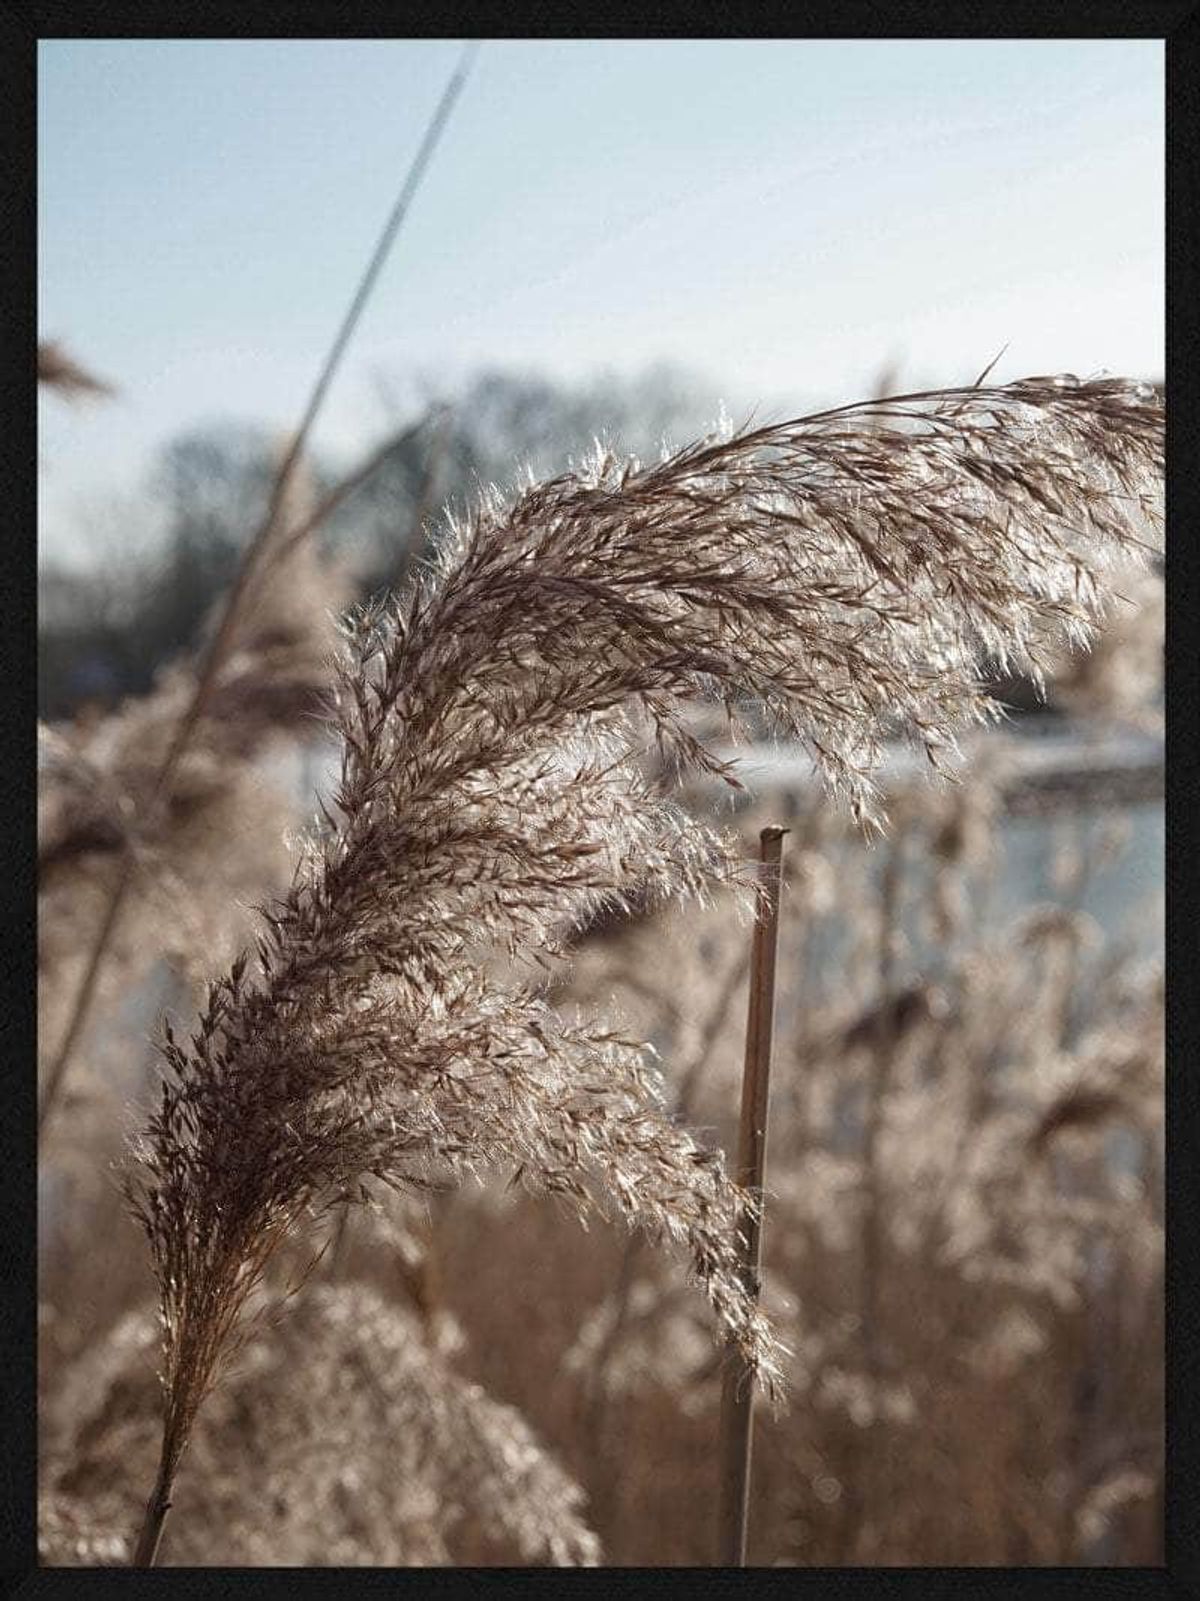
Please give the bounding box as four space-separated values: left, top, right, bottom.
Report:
36 339 1164 1569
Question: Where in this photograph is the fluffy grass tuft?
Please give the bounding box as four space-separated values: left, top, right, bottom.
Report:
123 374 1162 1558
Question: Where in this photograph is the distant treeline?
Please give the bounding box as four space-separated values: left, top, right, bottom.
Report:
38 366 719 721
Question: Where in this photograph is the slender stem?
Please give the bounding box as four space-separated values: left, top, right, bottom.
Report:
716 824 788 1567
131 1456 175 1567
37 46 477 1146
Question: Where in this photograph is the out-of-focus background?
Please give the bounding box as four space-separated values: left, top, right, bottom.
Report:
38 39 1163 1567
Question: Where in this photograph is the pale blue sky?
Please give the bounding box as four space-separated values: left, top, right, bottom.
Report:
38 39 1163 565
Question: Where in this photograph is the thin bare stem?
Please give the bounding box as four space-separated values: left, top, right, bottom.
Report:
39 48 477 1148
716 825 788 1566
131 1450 174 1567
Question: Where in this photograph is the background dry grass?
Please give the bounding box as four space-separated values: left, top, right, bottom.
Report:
38 757 1163 1565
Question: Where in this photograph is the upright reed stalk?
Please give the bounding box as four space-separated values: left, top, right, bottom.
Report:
717 825 788 1566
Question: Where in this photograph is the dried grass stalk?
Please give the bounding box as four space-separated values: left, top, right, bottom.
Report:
124 374 1162 1563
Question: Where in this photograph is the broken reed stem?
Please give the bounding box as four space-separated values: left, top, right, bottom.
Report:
39 49 476 1150
716 825 788 1567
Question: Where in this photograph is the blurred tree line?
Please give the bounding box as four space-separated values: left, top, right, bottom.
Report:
40 361 1160 726
38 365 718 721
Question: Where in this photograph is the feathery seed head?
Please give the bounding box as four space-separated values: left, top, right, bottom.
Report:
125 374 1162 1470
